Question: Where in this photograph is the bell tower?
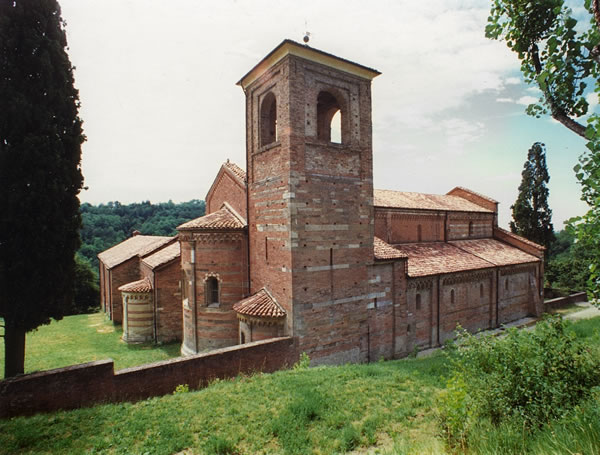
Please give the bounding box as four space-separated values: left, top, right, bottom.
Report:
238 40 380 364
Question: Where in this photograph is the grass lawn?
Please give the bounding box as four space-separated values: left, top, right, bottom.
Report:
0 312 181 378
0 316 598 454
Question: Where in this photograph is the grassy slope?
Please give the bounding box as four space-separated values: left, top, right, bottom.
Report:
0 314 599 454
0 355 449 455
0 313 180 378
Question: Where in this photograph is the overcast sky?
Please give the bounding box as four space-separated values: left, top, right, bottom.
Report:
58 0 592 229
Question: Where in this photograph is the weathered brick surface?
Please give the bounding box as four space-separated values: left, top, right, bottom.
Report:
206 166 247 219
179 231 249 353
154 260 183 342
0 360 115 418
244 53 377 365
108 257 140 324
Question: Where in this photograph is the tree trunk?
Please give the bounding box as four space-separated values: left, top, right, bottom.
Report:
4 322 25 378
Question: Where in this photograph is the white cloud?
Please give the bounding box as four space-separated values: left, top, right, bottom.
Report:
496 97 515 103
517 96 539 106
504 77 521 85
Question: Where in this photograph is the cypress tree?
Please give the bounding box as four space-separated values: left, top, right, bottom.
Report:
510 142 555 256
0 0 85 377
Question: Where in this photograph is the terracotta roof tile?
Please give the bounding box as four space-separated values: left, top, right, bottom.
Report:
177 204 246 230
98 235 174 269
142 242 180 269
224 160 247 184
374 237 408 260
374 189 492 213
494 227 545 250
450 239 539 266
118 277 152 293
392 242 493 277
233 288 286 318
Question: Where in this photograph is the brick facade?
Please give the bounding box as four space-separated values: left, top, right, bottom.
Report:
97 40 545 366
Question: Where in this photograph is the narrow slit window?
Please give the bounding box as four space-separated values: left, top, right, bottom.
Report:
416 293 421 310
206 277 219 307
450 289 455 304
417 224 422 242
469 221 474 237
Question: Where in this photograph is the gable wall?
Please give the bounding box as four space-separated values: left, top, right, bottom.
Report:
206 170 247 219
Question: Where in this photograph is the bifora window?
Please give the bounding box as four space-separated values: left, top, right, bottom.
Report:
206 276 219 307
317 91 342 143
260 92 277 146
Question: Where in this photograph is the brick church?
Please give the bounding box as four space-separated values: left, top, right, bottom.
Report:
99 40 544 365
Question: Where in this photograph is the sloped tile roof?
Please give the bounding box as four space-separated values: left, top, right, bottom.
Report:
233 288 286 318
374 189 493 213
98 235 174 269
142 242 180 269
448 186 498 203
392 242 493 277
494 227 545 250
118 277 152 293
374 237 408 260
177 203 246 230
451 239 539 266
224 160 247 184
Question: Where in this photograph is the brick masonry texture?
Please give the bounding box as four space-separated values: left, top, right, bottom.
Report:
0 338 296 419
97 39 544 367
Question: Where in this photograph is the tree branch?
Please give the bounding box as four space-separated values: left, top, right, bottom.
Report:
530 43 587 138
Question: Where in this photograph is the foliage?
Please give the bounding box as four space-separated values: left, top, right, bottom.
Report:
545 229 596 291
510 142 555 253
486 0 600 302
79 199 205 269
0 313 181 378
67 254 100 315
173 384 190 395
292 351 310 371
440 315 600 449
0 0 85 376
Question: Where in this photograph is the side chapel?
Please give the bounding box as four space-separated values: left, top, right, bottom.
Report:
99 40 544 364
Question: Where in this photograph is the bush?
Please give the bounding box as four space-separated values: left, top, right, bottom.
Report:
440 315 600 446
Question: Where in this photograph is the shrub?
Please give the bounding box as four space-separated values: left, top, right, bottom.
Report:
440 315 600 446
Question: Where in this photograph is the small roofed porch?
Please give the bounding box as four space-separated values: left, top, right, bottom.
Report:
233 288 286 344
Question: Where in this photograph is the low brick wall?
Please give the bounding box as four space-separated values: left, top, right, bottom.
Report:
544 292 588 312
0 337 296 419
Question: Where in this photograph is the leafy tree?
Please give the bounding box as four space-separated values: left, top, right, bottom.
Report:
68 255 100 315
486 0 600 302
0 0 85 377
510 142 555 254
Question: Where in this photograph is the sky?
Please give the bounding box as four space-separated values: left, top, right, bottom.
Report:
58 0 593 229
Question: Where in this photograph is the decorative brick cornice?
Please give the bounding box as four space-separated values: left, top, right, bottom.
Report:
180 232 246 244
442 270 493 286
407 278 434 290
500 264 537 276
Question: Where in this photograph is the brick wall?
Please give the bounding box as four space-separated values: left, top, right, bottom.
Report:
206 168 247 219
109 257 141 324
0 337 296 419
179 231 248 353
154 260 183 343
498 265 540 323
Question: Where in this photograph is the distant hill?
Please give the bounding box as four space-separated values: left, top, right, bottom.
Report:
79 200 205 270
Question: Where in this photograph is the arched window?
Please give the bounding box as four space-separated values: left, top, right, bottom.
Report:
450 289 455 304
260 92 277 146
317 91 342 143
468 221 474 237
416 293 421 310
505 279 509 291
205 276 219 307
240 332 246 344
480 283 484 298
417 224 422 242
